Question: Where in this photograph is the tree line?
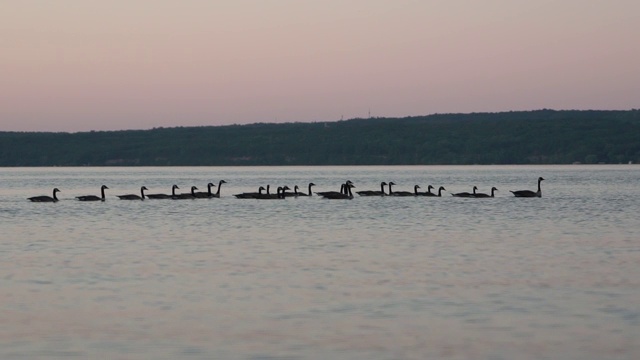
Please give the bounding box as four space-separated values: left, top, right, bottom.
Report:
1 109 639 166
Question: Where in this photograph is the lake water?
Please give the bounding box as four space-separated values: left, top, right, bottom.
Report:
1 165 639 360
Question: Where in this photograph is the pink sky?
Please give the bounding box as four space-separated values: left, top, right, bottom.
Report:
1 0 639 132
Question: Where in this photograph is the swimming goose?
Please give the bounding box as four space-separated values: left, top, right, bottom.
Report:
321 182 354 199
234 186 266 199
452 186 477 198
284 182 316 197
511 177 544 198
419 186 447 197
193 182 216 198
283 185 301 197
195 180 227 199
391 184 420 197
173 186 198 199
147 185 179 199
256 186 290 199
76 185 109 201
474 187 498 198
386 181 398 195
117 186 147 200
280 185 290 198
259 185 272 198
316 183 344 197
356 182 388 196
301 182 315 196
316 181 353 197
28 188 61 202
208 179 227 198
417 185 435 196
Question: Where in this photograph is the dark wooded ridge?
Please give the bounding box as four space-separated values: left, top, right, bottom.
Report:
1 109 639 166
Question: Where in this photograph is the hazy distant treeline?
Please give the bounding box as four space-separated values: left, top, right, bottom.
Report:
1 110 639 166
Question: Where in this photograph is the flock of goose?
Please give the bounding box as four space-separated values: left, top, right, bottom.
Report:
27 177 545 202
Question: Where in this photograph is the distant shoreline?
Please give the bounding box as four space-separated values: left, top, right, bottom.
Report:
1 109 638 166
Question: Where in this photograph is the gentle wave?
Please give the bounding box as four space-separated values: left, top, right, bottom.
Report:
1 165 639 360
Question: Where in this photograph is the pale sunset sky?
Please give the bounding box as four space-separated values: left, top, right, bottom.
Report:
1 0 638 132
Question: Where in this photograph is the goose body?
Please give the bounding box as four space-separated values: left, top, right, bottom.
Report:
253 184 273 199
316 184 344 197
356 182 387 196
173 186 198 200
452 186 477 198
386 181 397 196
117 186 147 200
193 183 216 198
76 185 108 201
474 187 498 198
316 181 353 197
511 177 544 198
200 179 227 198
418 186 446 197
29 188 60 202
146 185 179 199
301 182 315 196
284 183 315 197
256 186 290 199
234 186 266 199
283 185 302 197
391 184 420 197
321 183 354 199
417 185 435 196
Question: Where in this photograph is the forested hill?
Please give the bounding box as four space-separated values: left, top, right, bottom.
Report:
1 110 639 166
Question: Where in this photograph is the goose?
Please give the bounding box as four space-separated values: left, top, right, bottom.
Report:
193 182 216 198
173 186 198 199
316 181 353 197
316 183 344 197
280 185 290 198
301 182 315 196
386 181 397 195
194 180 226 198
76 185 109 201
474 187 498 198
234 186 266 199
256 186 290 199
284 182 316 197
452 186 477 198
321 182 354 199
217 180 227 197
391 184 420 197
147 185 180 199
511 177 544 198
356 182 388 196
117 186 147 200
259 185 272 198
28 188 61 202
254 187 272 199
417 185 435 196
419 186 446 197
283 185 301 197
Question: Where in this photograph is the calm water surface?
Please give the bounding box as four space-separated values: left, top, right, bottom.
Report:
1 165 639 359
